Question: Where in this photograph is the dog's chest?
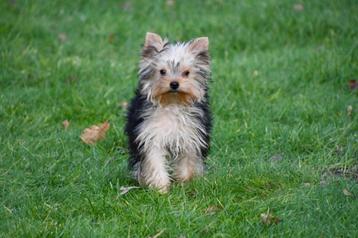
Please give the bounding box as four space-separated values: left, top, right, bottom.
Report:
136 106 205 154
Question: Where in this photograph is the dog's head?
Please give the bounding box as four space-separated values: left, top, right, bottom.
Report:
139 32 210 106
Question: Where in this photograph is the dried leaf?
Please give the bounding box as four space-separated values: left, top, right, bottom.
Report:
205 205 222 215
80 121 110 145
120 101 128 110
166 0 175 6
343 188 353 196
62 120 70 130
347 105 353 117
118 186 139 195
108 33 115 44
348 79 357 90
58 32 68 43
293 3 304 12
260 211 281 225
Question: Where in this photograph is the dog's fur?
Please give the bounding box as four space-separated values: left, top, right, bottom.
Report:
125 32 212 192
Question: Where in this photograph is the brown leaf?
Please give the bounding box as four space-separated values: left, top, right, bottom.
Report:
118 186 140 195
343 188 353 196
166 0 175 6
119 100 128 110
80 121 110 145
260 211 281 225
58 32 68 43
293 3 304 12
108 33 115 44
204 205 222 215
348 79 357 90
347 105 353 117
62 120 70 130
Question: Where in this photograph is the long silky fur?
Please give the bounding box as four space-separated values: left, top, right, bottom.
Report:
125 35 212 190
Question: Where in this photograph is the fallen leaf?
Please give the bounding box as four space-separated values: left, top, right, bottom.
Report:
293 3 304 12
348 79 357 90
204 205 222 215
166 0 175 6
119 100 128 110
260 210 281 225
118 186 140 195
108 33 115 44
347 105 353 117
62 120 70 129
343 188 353 196
80 121 110 145
58 32 68 43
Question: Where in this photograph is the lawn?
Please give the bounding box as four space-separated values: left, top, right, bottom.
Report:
1 0 357 237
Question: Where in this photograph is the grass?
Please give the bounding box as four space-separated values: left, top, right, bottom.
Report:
0 0 357 237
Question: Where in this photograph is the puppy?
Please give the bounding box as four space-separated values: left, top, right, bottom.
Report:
125 32 212 192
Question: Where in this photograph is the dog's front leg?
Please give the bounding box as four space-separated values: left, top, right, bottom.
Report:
138 147 170 193
174 152 204 182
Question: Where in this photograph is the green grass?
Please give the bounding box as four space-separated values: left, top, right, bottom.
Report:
1 0 357 237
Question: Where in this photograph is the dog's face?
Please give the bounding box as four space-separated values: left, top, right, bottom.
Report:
139 32 210 106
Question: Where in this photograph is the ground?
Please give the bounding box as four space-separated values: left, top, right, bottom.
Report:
0 0 357 237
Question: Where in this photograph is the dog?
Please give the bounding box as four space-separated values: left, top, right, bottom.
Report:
125 32 212 193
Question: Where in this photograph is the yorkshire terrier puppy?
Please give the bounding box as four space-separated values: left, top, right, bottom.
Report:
125 32 212 192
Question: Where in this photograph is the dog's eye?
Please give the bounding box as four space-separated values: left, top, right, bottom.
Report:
159 69 166 76
183 70 190 77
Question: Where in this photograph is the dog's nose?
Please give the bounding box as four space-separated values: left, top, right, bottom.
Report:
170 81 179 90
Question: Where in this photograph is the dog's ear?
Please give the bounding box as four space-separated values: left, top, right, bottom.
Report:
189 37 209 52
144 32 164 51
142 32 164 59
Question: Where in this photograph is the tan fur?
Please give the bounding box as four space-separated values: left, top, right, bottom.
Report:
150 75 203 107
157 93 191 106
174 154 204 182
137 147 170 193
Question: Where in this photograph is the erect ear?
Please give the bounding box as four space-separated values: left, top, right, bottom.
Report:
144 32 164 51
189 37 209 52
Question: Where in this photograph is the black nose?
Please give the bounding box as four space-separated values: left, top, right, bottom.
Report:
170 81 179 90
